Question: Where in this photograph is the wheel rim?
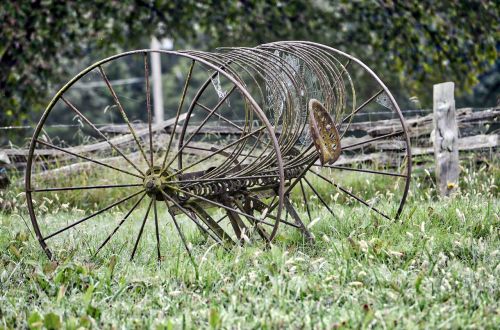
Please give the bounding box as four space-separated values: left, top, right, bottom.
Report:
25 50 285 261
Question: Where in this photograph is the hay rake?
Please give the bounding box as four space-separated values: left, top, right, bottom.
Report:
25 41 411 262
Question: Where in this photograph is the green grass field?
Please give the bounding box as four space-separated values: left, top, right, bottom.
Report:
0 164 498 329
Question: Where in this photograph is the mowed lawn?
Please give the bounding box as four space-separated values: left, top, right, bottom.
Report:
0 167 498 329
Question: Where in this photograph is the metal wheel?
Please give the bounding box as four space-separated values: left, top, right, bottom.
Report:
25 50 286 261
26 41 412 262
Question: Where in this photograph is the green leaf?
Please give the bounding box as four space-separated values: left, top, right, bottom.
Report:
56 285 66 303
415 272 424 294
27 311 43 330
209 307 220 329
83 283 95 306
107 255 118 278
86 305 102 321
8 244 21 259
44 312 62 330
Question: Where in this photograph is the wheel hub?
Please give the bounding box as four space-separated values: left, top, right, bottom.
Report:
144 176 162 193
143 166 173 197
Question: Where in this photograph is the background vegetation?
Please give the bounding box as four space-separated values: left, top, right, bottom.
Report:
1 0 499 127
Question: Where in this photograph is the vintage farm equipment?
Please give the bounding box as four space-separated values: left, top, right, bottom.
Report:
25 41 411 261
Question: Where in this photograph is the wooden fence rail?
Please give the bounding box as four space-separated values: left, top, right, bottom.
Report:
0 84 498 193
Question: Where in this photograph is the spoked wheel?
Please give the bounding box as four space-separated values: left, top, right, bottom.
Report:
25 50 286 262
26 42 412 262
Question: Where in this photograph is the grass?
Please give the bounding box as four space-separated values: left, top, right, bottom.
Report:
0 163 498 329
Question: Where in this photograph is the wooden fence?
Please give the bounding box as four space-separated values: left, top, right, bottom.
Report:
0 83 498 194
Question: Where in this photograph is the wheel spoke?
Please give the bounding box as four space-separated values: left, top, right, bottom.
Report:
44 189 144 240
35 139 143 179
341 89 384 124
195 102 244 131
299 179 312 222
31 183 142 192
282 196 314 241
342 130 404 150
93 192 147 257
130 199 153 261
247 196 301 229
217 214 228 224
184 145 259 159
98 65 151 169
60 97 145 177
162 85 237 172
161 198 199 276
310 170 391 220
153 198 161 261
302 177 336 219
161 60 195 169
164 126 266 179
144 53 154 167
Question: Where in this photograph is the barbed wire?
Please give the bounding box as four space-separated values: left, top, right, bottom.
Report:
1 107 496 131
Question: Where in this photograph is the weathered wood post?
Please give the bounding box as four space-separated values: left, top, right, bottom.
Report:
433 82 459 196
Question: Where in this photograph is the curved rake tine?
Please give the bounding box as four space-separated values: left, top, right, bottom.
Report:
44 190 144 240
98 65 151 169
169 186 279 228
130 199 154 261
171 187 298 230
310 170 391 220
60 97 145 177
161 60 195 169
93 192 147 258
31 183 142 193
153 198 161 262
232 199 271 243
299 179 312 223
35 139 143 180
144 53 154 166
266 156 318 215
282 197 314 242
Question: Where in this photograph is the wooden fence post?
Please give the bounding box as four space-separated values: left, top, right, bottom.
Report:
433 82 460 196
